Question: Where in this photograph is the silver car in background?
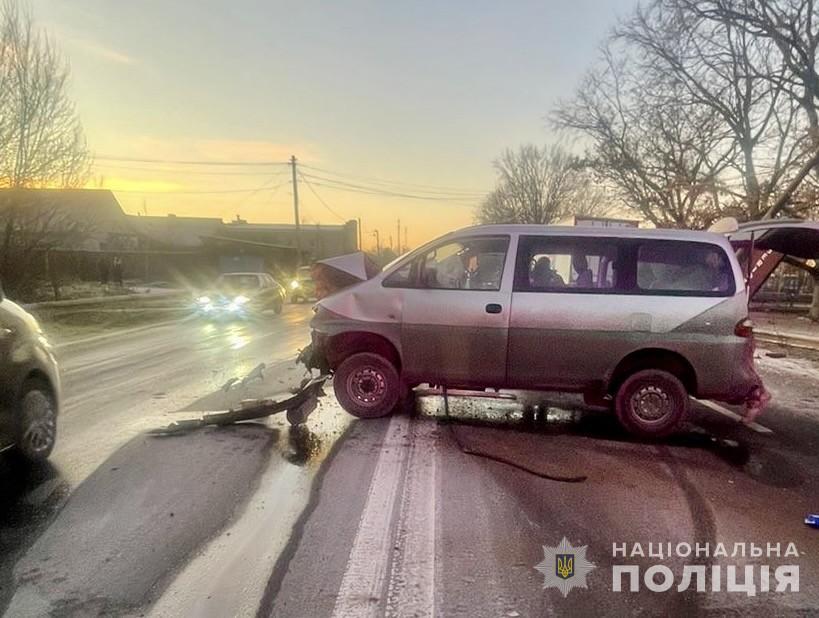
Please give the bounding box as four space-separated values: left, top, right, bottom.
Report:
308 222 819 438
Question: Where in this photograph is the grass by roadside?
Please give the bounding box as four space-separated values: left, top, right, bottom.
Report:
18 280 152 304
30 295 191 344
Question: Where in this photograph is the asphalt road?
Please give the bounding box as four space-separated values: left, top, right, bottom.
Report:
2 306 819 616
263 348 819 617
1 304 351 616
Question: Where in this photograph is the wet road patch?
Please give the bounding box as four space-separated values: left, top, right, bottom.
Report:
5 425 276 617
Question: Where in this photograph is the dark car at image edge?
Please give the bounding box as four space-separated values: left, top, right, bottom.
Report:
0 285 61 463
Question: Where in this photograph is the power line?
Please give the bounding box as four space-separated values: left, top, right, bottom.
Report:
301 174 480 203
93 155 489 201
306 179 478 204
300 172 484 200
93 156 489 196
300 163 489 196
111 181 290 195
235 178 289 204
95 155 289 167
94 163 291 177
298 171 347 222
228 177 289 217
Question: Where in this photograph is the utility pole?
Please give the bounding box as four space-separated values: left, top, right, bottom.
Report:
357 217 363 251
372 229 381 255
404 225 408 252
396 218 401 253
290 155 302 266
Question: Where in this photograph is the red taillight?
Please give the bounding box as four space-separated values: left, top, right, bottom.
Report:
735 318 754 338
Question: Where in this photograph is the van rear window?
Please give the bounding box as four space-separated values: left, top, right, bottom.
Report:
636 242 735 296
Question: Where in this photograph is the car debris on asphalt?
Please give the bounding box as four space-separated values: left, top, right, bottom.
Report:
149 373 329 435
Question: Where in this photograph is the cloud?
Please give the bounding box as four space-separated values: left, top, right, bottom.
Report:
68 37 136 65
42 22 137 66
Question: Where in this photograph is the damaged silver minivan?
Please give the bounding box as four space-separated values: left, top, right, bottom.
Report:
306 220 819 437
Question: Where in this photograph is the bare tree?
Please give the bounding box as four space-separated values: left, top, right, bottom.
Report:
476 144 612 225
0 0 89 188
682 0 819 131
557 0 819 225
0 0 90 298
616 2 812 220
657 0 819 318
554 44 735 229
557 0 819 316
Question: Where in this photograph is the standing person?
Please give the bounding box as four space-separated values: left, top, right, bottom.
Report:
99 254 110 285
571 253 594 287
112 256 123 287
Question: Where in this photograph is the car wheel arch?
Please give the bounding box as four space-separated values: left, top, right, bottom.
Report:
326 331 401 372
15 369 54 403
607 348 698 397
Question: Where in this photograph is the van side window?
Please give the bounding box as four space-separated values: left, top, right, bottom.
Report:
637 241 735 296
419 236 509 290
514 236 623 292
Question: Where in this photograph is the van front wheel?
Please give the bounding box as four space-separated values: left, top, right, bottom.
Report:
614 369 689 439
334 352 401 419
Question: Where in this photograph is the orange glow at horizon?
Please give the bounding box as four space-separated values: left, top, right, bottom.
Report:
96 165 478 251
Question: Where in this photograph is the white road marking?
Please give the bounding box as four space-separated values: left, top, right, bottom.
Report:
385 419 437 618
695 399 774 434
331 415 412 618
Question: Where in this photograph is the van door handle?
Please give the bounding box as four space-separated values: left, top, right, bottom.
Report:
485 303 502 314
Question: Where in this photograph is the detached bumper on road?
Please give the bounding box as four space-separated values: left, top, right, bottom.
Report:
150 375 330 434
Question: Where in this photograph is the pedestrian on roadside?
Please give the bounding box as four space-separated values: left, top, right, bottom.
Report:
99 254 110 285
112 256 123 287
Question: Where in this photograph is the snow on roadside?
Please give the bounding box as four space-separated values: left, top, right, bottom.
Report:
754 347 819 415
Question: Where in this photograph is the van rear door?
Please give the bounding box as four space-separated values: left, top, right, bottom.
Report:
725 220 819 297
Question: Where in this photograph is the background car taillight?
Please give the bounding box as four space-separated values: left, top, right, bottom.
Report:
735 318 754 338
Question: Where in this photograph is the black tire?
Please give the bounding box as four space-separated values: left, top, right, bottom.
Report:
286 404 308 426
333 352 401 419
614 369 689 439
14 379 57 462
273 298 284 314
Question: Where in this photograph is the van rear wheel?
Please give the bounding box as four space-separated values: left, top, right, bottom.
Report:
334 352 400 419
614 369 689 439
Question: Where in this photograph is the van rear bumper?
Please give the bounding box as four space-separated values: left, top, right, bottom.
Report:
690 337 763 405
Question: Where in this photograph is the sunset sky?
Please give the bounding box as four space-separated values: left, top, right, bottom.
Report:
34 0 635 249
